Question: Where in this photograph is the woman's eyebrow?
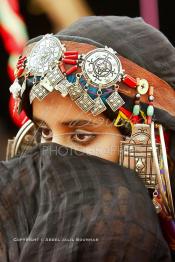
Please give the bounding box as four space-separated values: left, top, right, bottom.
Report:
32 117 98 128
62 120 98 127
33 117 47 126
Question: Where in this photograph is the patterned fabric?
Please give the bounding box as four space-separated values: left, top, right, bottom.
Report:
0 143 171 261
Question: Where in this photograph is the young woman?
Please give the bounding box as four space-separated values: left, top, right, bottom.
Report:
1 16 175 261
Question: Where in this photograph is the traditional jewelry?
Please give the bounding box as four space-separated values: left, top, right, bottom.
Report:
119 123 161 188
151 123 175 218
147 86 154 124
10 34 158 117
9 34 128 115
81 47 123 87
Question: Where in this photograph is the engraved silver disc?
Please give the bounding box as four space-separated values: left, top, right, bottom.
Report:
82 47 122 88
26 34 63 76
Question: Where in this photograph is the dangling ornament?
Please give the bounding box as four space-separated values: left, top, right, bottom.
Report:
30 82 50 101
68 74 84 100
40 77 54 92
55 78 72 97
75 88 94 112
91 89 106 116
9 79 22 99
45 67 64 89
119 124 161 189
106 86 125 112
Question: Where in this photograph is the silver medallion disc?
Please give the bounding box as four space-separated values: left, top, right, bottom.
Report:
26 34 63 76
82 47 122 88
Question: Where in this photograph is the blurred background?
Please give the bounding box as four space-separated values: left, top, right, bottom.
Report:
0 0 174 160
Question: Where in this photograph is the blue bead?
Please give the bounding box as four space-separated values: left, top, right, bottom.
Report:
147 105 154 116
133 105 140 115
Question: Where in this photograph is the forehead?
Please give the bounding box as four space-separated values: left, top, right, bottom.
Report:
32 91 108 126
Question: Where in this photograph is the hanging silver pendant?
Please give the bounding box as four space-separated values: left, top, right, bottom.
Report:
55 78 72 97
46 67 64 88
31 83 49 101
40 77 54 92
29 90 36 104
119 124 161 189
106 91 125 111
91 96 106 116
75 92 94 112
68 82 84 100
9 79 22 99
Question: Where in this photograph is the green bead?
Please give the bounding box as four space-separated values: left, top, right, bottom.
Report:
133 105 140 116
147 105 154 116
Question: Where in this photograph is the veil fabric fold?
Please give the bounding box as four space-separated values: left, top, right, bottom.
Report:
0 143 171 261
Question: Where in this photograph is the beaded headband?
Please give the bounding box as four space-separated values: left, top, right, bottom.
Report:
9 34 175 122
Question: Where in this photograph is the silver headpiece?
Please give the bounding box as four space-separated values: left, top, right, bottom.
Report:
9 34 126 116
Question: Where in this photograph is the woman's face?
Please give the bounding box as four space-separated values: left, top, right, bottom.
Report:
32 91 122 162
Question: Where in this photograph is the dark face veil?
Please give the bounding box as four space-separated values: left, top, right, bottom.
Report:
6 16 175 258
0 142 172 261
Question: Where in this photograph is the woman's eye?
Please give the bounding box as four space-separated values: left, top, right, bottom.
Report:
71 130 96 145
40 127 53 141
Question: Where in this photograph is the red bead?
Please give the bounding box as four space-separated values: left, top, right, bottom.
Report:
17 60 24 64
17 64 24 69
18 56 26 63
18 58 25 63
64 54 79 59
63 59 77 65
123 75 137 88
59 62 66 74
149 101 153 105
149 86 154 96
132 116 139 124
66 65 78 75
17 60 23 64
16 67 24 77
64 51 78 55
147 116 152 124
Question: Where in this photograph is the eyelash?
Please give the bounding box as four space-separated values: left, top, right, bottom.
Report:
71 130 96 145
37 127 96 145
40 127 53 141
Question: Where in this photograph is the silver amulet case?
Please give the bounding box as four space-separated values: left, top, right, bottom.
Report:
119 123 175 218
